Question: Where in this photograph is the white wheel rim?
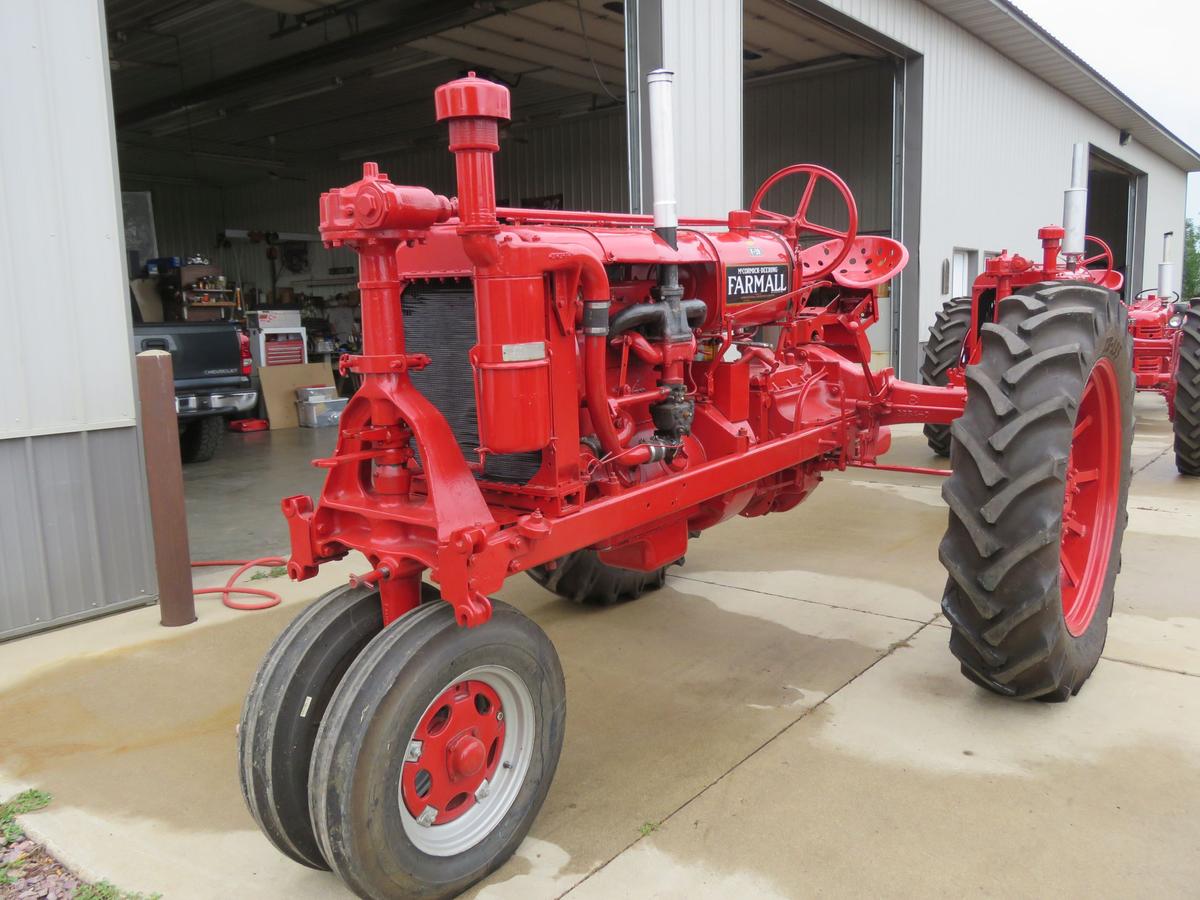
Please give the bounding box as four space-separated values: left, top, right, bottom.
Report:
398 664 536 856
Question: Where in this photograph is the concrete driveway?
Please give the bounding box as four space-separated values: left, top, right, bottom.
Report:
1 397 1197 898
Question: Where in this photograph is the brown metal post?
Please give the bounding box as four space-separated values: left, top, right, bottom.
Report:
136 350 197 627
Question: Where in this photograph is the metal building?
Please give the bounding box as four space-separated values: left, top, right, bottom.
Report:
1 1 157 639
1 0 1196 636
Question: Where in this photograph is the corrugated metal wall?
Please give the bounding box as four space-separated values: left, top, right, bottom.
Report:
1 0 157 639
809 0 1189 334
126 107 628 294
744 61 893 233
0 430 156 639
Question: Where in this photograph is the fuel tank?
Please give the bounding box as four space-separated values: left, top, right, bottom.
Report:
394 221 798 331
575 224 795 329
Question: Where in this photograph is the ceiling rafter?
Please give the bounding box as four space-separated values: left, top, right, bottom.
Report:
115 0 542 129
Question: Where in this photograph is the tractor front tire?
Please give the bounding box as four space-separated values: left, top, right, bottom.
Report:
1172 303 1200 476
309 600 565 900
939 282 1132 701
238 582 437 869
527 549 668 606
921 296 974 456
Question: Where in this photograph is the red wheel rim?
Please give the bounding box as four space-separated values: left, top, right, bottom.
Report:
1060 358 1122 637
401 679 505 826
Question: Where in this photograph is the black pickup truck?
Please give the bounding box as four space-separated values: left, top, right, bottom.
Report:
133 322 257 462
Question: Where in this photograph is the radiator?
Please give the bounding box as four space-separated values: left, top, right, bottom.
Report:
402 281 542 484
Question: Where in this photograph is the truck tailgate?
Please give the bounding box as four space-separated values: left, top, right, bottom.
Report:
133 322 244 387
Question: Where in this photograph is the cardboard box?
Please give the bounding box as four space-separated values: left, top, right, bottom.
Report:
257 361 336 429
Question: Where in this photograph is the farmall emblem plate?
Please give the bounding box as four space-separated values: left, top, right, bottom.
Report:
726 263 790 301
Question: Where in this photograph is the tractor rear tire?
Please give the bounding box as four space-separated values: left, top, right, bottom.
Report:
527 549 668 606
180 415 225 463
921 296 974 456
238 582 438 869
939 282 1132 702
309 599 565 900
1172 303 1200 476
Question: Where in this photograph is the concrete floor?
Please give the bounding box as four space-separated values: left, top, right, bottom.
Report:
182 426 335 561
1 395 1198 898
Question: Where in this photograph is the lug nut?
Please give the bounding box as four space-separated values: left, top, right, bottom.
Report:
416 806 438 827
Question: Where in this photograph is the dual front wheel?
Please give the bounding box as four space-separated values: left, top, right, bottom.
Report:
239 586 565 899
238 550 659 898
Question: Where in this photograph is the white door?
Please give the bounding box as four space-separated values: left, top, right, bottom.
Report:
951 249 971 297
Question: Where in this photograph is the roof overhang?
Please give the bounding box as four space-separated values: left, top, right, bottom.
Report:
922 0 1200 172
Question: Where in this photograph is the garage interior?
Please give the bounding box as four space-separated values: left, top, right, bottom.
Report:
106 0 897 559
1086 148 1143 294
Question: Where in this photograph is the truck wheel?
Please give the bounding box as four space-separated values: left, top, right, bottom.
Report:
527 550 667 606
309 600 565 900
1172 303 1200 476
180 415 224 463
239 582 438 869
939 282 1132 701
920 296 974 456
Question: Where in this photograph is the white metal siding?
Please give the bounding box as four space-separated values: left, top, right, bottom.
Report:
0 0 138 439
662 0 743 220
809 0 1190 334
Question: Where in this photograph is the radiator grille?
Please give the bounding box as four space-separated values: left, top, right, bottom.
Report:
401 282 542 484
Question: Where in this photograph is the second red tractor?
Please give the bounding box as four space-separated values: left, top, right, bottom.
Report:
922 232 1199 475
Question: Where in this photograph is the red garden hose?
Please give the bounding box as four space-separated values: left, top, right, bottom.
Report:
191 558 288 611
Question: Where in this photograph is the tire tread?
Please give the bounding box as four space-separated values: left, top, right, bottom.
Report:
939 282 1133 702
527 549 667 606
921 296 974 455
1174 305 1200 475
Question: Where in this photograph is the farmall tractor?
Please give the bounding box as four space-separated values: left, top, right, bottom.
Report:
920 149 1200 476
1125 271 1200 474
238 72 1135 899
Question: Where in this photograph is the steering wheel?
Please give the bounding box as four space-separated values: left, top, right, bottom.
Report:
1081 234 1122 292
749 164 859 281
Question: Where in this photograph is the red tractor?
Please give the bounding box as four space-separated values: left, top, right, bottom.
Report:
238 73 1134 899
921 192 1199 476
1125 285 1200 474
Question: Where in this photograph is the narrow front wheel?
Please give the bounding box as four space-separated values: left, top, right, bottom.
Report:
238 584 383 868
239 582 438 868
309 600 565 899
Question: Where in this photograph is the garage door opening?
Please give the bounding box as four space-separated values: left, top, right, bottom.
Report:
743 0 902 366
1086 148 1146 297
104 0 628 559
